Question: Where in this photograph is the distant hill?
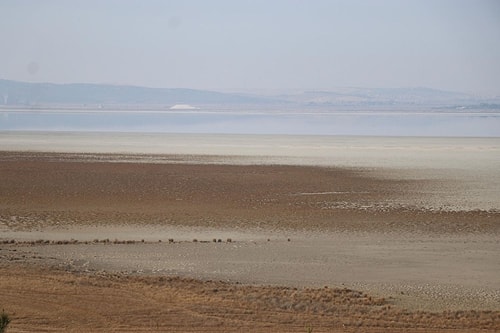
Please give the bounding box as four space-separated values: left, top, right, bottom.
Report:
276 87 485 107
0 79 276 107
1 79 497 109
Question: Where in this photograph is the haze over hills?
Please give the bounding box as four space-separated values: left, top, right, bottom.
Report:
0 79 273 107
0 79 498 110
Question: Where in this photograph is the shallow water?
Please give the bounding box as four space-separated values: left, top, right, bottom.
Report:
1 108 500 137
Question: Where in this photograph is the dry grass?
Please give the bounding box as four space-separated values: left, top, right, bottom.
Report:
0 264 498 332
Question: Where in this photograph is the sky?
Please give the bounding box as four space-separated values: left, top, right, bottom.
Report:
1 0 500 95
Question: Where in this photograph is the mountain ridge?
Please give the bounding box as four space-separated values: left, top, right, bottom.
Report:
1 79 497 108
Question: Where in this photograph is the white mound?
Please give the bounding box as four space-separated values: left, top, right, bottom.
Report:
170 104 199 110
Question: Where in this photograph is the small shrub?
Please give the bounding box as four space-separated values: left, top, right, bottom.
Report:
0 309 10 333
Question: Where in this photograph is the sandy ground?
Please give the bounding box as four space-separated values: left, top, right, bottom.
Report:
1 151 499 332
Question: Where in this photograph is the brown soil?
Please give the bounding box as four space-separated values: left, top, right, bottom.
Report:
1 151 499 332
0 152 498 233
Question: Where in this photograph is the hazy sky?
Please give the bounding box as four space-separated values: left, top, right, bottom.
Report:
1 0 499 95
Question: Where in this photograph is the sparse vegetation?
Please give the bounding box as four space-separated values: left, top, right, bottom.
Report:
2 258 500 331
